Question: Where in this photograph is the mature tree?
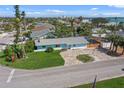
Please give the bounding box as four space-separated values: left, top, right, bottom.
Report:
106 34 123 53
119 36 124 54
4 44 24 62
14 5 21 44
113 35 121 53
13 5 27 60
91 18 108 28
78 16 83 23
107 25 116 34
21 11 27 31
51 19 58 32
77 23 92 37
3 24 13 32
69 17 75 36
53 22 72 38
106 34 115 50
118 22 124 30
24 40 35 53
48 19 72 38
96 29 106 38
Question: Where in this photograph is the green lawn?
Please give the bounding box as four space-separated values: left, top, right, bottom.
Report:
73 76 124 88
76 54 94 63
0 51 4 57
0 51 64 69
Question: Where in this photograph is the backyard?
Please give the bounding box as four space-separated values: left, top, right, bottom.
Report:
73 76 124 88
0 51 64 69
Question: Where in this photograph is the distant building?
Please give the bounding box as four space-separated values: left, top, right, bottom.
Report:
92 28 108 38
34 36 89 52
106 22 118 26
82 19 91 23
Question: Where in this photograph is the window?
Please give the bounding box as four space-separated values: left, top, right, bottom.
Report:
42 46 46 48
73 44 76 47
56 44 60 47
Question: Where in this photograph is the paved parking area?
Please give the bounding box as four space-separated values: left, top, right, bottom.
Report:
60 48 116 66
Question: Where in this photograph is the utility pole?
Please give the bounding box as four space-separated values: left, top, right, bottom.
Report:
92 75 97 88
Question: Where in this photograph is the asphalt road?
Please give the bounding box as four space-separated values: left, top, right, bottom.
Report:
0 58 124 88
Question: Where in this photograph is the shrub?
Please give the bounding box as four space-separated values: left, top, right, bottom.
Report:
45 47 54 53
25 40 35 53
60 49 67 52
77 54 94 63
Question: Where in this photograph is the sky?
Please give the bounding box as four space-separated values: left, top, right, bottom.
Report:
0 5 124 17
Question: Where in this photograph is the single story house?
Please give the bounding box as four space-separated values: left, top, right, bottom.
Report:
31 23 55 39
34 36 89 52
0 32 15 51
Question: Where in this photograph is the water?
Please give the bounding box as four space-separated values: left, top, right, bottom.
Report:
85 17 124 23
106 17 124 23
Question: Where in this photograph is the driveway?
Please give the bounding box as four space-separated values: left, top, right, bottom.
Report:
60 48 116 66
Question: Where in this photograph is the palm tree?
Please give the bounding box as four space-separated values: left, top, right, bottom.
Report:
91 18 108 28
106 34 115 51
113 35 121 53
119 36 124 55
69 17 75 36
107 25 116 34
115 17 118 28
79 23 92 37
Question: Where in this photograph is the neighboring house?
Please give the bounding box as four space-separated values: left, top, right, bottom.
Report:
0 32 15 51
34 36 89 52
116 31 124 37
92 33 106 38
101 41 111 48
31 23 55 39
92 28 107 38
92 28 102 33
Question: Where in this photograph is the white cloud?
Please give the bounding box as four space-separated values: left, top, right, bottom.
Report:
90 8 98 10
27 11 41 14
33 12 41 14
46 9 65 14
92 13 99 16
109 5 124 8
102 12 121 16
